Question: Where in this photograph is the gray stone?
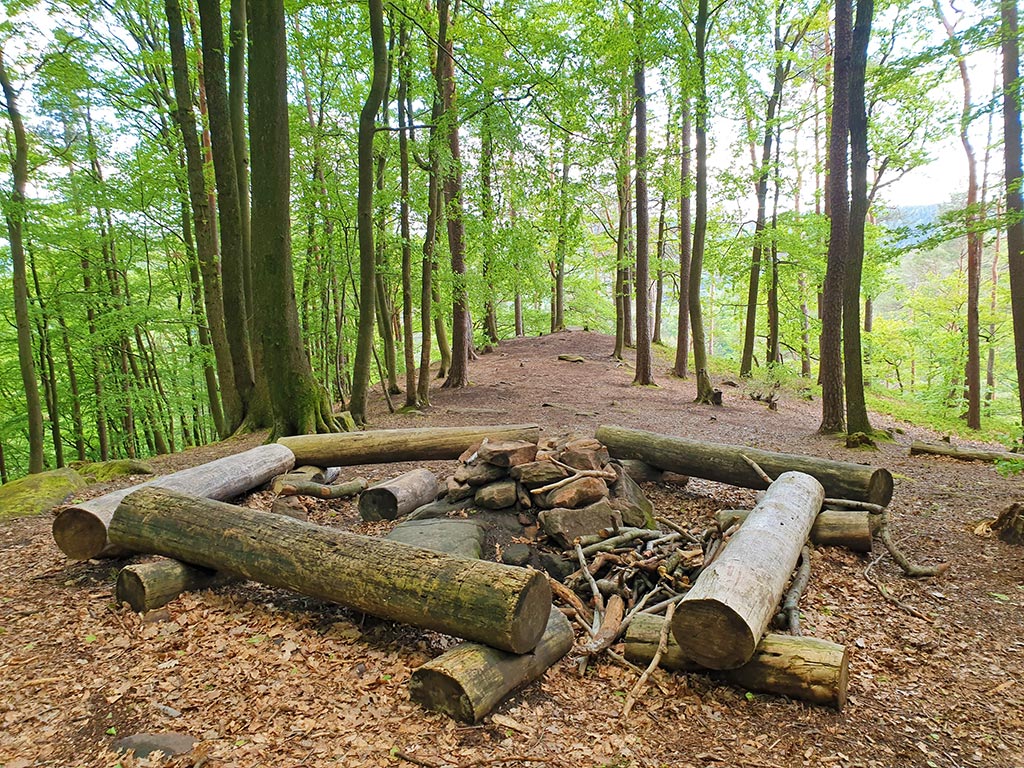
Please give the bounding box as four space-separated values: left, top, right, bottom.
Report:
387 518 484 559
510 460 568 488
407 497 475 520
446 477 476 501
113 732 196 758
609 464 656 528
454 461 507 486
616 459 664 484
539 500 623 549
477 440 538 468
501 543 532 566
539 552 575 581
475 479 518 510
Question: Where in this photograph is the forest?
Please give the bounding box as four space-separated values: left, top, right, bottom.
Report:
1 0 1022 482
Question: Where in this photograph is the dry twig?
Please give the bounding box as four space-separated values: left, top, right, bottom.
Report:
621 601 677 717
740 454 774 485
783 545 812 635
864 551 934 622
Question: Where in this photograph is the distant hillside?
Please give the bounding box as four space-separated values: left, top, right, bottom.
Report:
878 204 942 249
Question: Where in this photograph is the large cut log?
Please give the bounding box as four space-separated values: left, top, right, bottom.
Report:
672 471 824 669
53 443 295 560
716 508 874 552
109 487 550 653
359 468 439 521
624 614 848 709
596 424 892 506
409 607 573 722
115 499 310 612
277 424 540 466
910 440 1024 464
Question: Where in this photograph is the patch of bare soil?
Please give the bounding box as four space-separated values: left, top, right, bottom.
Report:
2 331 1022 768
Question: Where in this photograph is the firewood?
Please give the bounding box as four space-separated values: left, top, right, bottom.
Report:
716 508 873 552
625 614 849 708
596 424 893 506
359 469 439 521
579 593 625 655
53 443 296 560
671 472 824 669
109 487 552 653
279 478 367 499
909 439 1024 463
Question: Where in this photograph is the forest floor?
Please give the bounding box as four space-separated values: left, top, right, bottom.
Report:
1 330 1023 768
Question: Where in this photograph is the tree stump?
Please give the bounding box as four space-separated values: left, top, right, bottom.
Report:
358 469 438 521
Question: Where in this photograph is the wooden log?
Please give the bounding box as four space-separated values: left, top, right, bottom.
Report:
279 477 367 499
910 439 1024 464
52 443 295 560
624 614 849 709
409 607 573 722
596 424 892 506
359 469 438 521
278 424 541 466
671 472 824 669
115 498 310 613
270 465 336 494
109 487 551 653
716 508 874 552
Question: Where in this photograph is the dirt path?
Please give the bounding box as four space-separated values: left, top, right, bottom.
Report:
2 331 1022 767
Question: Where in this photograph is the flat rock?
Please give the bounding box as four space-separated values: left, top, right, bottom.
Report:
539 552 576 581
454 461 507 486
387 518 485 559
75 459 155 483
113 732 196 758
560 445 610 471
546 476 608 509
0 467 86 520
446 477 476 502
270 496 308 520
407 497 475 520
478 440 538 468
501 542 532 566
510 460 568 488
539 500 623 549
475 479 518 510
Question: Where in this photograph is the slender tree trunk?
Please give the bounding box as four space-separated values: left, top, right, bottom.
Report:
613 172 627 360
481 112 500 345
164 0 238 436
691 0 716 403
633 11 654 386
228 0 251 322
438 0 470 388
0 49 46 473
29 256 63 467
819 0 852 433
419 99 443 403
348 0 390 423
398 22 418 407
553 141 570 332
674 98 692 378
1003 0 1024 437
653 191 666 346
843 0 874 435
198 0 255 423
56 312 86 461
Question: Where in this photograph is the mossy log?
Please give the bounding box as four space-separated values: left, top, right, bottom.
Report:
109 487 551 653
52 443 295 560
596 424 892 506
409 607 573 722
277 424 540 466
910 440 1024 464
115 500 309 612
0 467 86 520
624 614 849 709
672 472 824 670
717 508 874 552
359 468 439 521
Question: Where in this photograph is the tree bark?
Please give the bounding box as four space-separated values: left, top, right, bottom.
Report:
279 424 540 466
633 8 654 386
674 98 692 378
672 472 824 669
625 614 849 709
116 559 234 613
910 439 1024 463
359 468 439 521
110 487 551 654
52 443 295 560
819 0 852 433
716 508 874 552
0 48 46 474
596 424 892 505
410 607 573 722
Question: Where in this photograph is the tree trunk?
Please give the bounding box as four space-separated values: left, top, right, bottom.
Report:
197 0 255 421
596 424 893 504
480 113 500 346
279 424 540 466
398 22 418 407
410 607 573 722
359 468 439 521
671 472 824 669
843 0 874 435
116 559 234 613
1001 0 1024 438
819 0 852 433
716 508 874 552
0 49 46 474
674 98 692 378
164 0 238 436
228 0 251 321
419 99 443 404
909 439 1024 463
653 190 666 346
248 0 338 436
633 11 654 386
553 142 571 332
625 614 848 709
52 443 295 560
110 487 551 654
